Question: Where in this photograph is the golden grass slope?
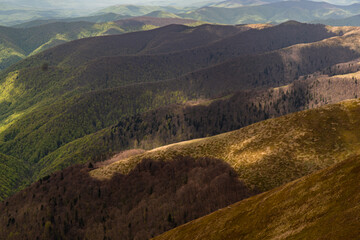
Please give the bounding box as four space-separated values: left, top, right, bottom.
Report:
91 99 360 192
154 154 360 240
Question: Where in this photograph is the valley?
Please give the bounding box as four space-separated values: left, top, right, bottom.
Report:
1 1 360 239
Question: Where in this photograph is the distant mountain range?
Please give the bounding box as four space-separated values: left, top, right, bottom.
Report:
315 14 360 26
11 13 131 28
92 1 360 26
2 0 360 27
179 0 360 24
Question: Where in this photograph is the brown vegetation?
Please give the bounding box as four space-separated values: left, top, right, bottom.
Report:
154 154 360 240
0 156 256 240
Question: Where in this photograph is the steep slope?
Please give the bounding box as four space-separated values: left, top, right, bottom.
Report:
154 154 360 240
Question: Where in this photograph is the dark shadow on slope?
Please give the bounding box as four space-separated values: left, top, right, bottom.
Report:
0 156 258 240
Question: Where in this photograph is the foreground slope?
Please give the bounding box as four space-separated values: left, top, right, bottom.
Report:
1 100 360 239
154 154 360 240
0 156 257 240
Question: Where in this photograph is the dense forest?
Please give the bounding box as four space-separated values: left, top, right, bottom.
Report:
0 156 256 240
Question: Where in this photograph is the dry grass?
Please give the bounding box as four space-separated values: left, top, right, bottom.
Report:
91 99 360 192
153 154 360 240
94 149 145 168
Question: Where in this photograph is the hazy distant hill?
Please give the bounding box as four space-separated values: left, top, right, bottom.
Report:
180 0 360 24
97 4 190 16
12 13 131 28
315 14 360 26
210 0 281 8
3 0 360 27
0 1 88 26
115 16 201 30
144 10 181 19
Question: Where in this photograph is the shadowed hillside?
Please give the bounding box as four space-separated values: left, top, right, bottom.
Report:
154 154 360 240
0 156 257 240
21 22 335 69
0 18 205 71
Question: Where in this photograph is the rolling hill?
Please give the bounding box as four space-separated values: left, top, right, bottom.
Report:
0 18 203 71
91 99 360 192
1 22 360 200
154 153 360 240
1 99 360 239
0 21 125 71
